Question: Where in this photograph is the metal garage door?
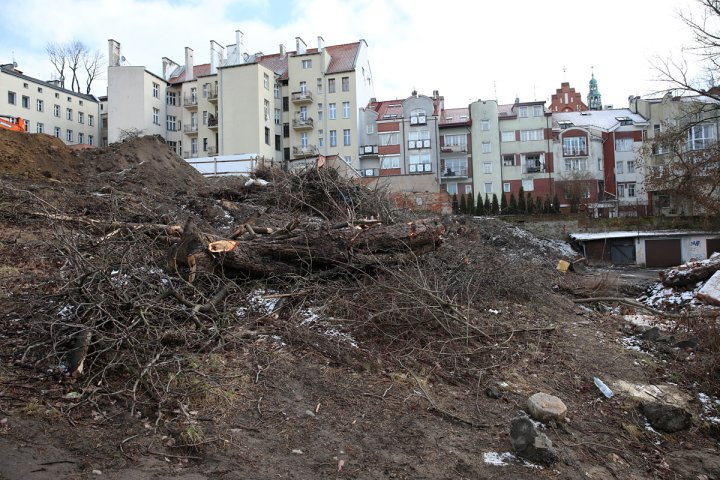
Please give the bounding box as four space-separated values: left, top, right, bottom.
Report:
610 240 636 265
645 239 682 268
707 238 720 257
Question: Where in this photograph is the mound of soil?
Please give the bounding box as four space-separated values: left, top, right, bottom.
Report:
0 129 82 181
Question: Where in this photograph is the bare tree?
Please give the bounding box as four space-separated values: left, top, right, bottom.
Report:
66 40 89 93
45 42 67 88
556 170 595 215
83 49 105 95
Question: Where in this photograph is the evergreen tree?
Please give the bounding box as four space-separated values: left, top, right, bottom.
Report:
509 193 518 214
491 194 499 214
552 193 561 213
476 194 485 215
452 193 459 214
467 192 475 216
526 192 534 214
544 195 551 214
535 196 543 214
484 194 491 213
459 193 467 214
518 186 526 213
500 192 508 214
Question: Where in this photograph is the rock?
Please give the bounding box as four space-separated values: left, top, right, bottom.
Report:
92 470 102 475
674 337 699 349
641 402 692 433
509 416 558 465
526 393 567 422
638 327 662 341
485 386 501 399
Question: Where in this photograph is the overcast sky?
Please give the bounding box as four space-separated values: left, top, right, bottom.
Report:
0 0 701 109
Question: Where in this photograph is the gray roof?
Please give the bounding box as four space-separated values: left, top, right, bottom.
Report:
553 108 648 131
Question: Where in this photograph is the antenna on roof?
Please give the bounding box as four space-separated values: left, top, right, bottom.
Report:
493 81 497 101
562 65 566 81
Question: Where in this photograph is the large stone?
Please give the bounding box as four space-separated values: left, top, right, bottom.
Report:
526 392 567 422
509 416 558 466
641 402 692 433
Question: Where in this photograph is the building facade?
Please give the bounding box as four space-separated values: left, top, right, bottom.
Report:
549 82 588 113
1 63 100 145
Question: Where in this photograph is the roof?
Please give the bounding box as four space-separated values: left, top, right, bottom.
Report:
570 230 719 241
497 102 548 118
168 63 211 84
0 63 98 102
553 108 648 131
440 107 470 126
368 99 404 119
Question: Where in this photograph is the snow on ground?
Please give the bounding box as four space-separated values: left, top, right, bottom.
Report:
299 308 358 348
638 281 705 310
698 392 720 425
482 452 541 469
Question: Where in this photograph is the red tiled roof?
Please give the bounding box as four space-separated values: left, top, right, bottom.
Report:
440 107 469 125
168 63 211 84
368 99 404 119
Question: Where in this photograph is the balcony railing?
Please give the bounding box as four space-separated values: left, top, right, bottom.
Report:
441 144 467 153
409 163 432 173
442 167 468 178
563 147 587 156
408 139 431 149
208 116 219 129
184 124 198 134
360 168 379 177
183 96 198 107
524 163 546 173
359 145 379 156
292 145 319 158
410 115 427 125
207 90 218 102
292 116 314 129
291 91 313 103
207 147 217 156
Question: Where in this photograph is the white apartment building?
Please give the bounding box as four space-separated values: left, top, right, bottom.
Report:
1 63 100 145
106 33 375 167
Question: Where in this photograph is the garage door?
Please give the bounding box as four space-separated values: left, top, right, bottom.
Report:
610 240 636 265
707 238 720 257
645 239 682 268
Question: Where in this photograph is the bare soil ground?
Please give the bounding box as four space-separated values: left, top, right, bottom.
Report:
1 131 719 479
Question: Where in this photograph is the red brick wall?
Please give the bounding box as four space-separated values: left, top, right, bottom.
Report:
379 145 400 155
378 122 400 133
615 130 643 142
602 132 616 195
505 178 554 200
545 152 554 173
380 168 401 176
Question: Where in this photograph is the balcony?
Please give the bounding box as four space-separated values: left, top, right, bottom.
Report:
207 147 217 156
441 144 467 153
562 147 587 157
410 114 427 125
292 145 319 158
208 116 219 129
292 116 314 129
524 163 547 174
442 167 468 178
184 124 198 134
359 145 379 156
360 168 379 177
183 96 198 108
207 90 218 103
408 139 431 150
409 163 432 173
291 91 313 104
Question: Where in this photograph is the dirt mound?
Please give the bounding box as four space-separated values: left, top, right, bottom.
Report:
0 129 82 181
79 135 206 192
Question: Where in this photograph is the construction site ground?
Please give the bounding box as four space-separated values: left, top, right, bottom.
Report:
1 130 719 479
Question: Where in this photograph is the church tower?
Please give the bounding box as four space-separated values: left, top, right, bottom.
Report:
588 69 602 110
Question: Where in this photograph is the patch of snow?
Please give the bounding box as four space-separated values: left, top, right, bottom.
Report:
57 304 75 319
298 308 358 348
698 392 720 424
619 336 645 353
482 451 541 469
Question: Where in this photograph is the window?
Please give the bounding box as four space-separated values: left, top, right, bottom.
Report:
78 112 84 124
283 122 289 137
55 93 59 99
202 84 209 98
36 122 44 133
299 81 307 94
480 120 490 131
265 127 270 145
483 162 492 174
167 115 177 131
190 111 198 127
627 182 636 197
78 132 84 144
524 154 543 173
343 129 351 146
344 155 352 164
79 100 83 106
152 108 159 125
302 59 312 69
275 134 281 151
203 137 208 151
481 142 491 153
533 105 544 117
318 103 323 121
598 158 603 171
446 183 458 195
328 78 336 93
54 126 61 138
444 134 466 147
616 161 624 174
627 161 635 174
618 183 626 198
330 130 337 147
503 182 510 193
264 100 270 121
409 154 432 173
67 96 72 102
522 179 534 191
22 96 29 108
274 83 280 99
102 118 108 128
7 91 16 105
687 124 715 150
342 77 349 92
190 87 197 102
329 103 336 119
263 73 270 89
89 115 94 126
66 108 73 121
152 82 159 98
66 129 73 142
318 129 324 147
501 131 515 142
379 132 400 145
366 124 374 134
564 158 587 171
274 109 281 125
562 136 587 156
38 87 43 93
410 108 427 125
282 96 289 112
502 154 515 166
381 155 400 169
317 78 323 94
36 99 44 112
518 106 528 118
299 106 308 120
191 138 198 154
23 82 28 88
520 129 543 141
166 91 177 106
89 135 94 146
615 116 633 126
615 138 633 152
484 182 493 194
342 101 350 119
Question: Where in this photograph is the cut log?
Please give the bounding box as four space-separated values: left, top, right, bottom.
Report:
660 252 720 287
177 218 446 279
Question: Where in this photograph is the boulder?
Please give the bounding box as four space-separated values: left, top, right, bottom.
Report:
509 416 558 465
526 392 567 422
641 402 692 433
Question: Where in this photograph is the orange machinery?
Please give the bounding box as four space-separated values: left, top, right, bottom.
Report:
0 115 27 132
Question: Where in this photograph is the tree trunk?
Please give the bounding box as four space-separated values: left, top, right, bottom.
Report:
660 253 720 287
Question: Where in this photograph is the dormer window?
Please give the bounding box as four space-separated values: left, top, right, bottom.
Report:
616 116 633 126
558 120 573 129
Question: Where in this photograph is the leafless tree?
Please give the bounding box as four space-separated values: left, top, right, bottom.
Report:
83 49 105 95
66 40 89 93
45 42 67 88
556 170 595 214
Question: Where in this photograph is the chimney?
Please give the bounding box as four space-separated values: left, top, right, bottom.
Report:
296 37 307 55
162 57 172 80
317 36 325 52
279 44 286 58
210 40 220 74
108 39 121 67
184 47 194 81
235 30 243 48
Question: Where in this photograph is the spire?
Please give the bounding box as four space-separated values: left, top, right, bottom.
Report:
588 67 602 110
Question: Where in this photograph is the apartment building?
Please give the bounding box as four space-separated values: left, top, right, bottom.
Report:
630 93 720 216
438 107 473 196
107 34 374 167
1 63 100 145
469 99 554 202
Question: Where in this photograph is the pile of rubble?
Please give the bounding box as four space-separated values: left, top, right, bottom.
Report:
639 253 720 311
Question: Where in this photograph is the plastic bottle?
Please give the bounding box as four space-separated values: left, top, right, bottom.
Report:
593 377 614 398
